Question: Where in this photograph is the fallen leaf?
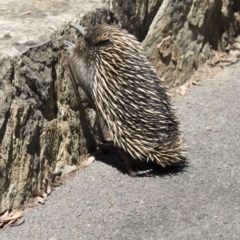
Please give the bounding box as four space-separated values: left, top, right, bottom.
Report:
11 218 25 227
43 178 52 195
6 219 18 228
51 171 62 183
37 196 45 204
0 209 24 229
178 85 187 96
33 189 44 198
232 42 240 50
42 192 48 199
81 156 95 168
214 50 225 61
0 210 10 222
7 210 23 221
192 80 201 86
47 184 52 195
19 11 32 16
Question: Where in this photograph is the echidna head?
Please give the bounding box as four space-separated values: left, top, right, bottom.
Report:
69 23 138 51
70 23 115 47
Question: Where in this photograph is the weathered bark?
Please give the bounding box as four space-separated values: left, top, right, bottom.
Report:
109 0 163 41
0 3 110 211
111 0 240 86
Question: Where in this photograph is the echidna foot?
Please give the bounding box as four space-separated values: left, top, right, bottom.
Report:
64 40 76 52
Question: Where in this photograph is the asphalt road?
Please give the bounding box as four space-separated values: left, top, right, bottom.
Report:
1 63 240 240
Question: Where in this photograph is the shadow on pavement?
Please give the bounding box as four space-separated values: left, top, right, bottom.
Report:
95 147 188 178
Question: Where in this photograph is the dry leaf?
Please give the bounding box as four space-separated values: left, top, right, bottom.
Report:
214 50 225 61
4 219 16 228
37 196 45 204
46 184 52 195
192 80 201 86
0 210 10 222
178 85 187 96
11 218 25 227
81 156 95 168
33 189 44 198
232 42 240 50
0 209 24 229
7 210 23 221
42 192 48 199
51 171 62 183
43 178 52 195
19 11 32 16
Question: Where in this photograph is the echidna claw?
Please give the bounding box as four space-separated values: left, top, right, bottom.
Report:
129 169 153 177
70 23 86 35
135 169 153 177
64 40 76 52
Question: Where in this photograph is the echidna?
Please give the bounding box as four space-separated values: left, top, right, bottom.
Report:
65 23 185 177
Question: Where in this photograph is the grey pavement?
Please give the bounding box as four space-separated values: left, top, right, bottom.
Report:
1 63 240 239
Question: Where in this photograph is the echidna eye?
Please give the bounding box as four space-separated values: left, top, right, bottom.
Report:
93 39 112 47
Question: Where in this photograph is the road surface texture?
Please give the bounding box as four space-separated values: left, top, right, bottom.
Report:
1 63 240 239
